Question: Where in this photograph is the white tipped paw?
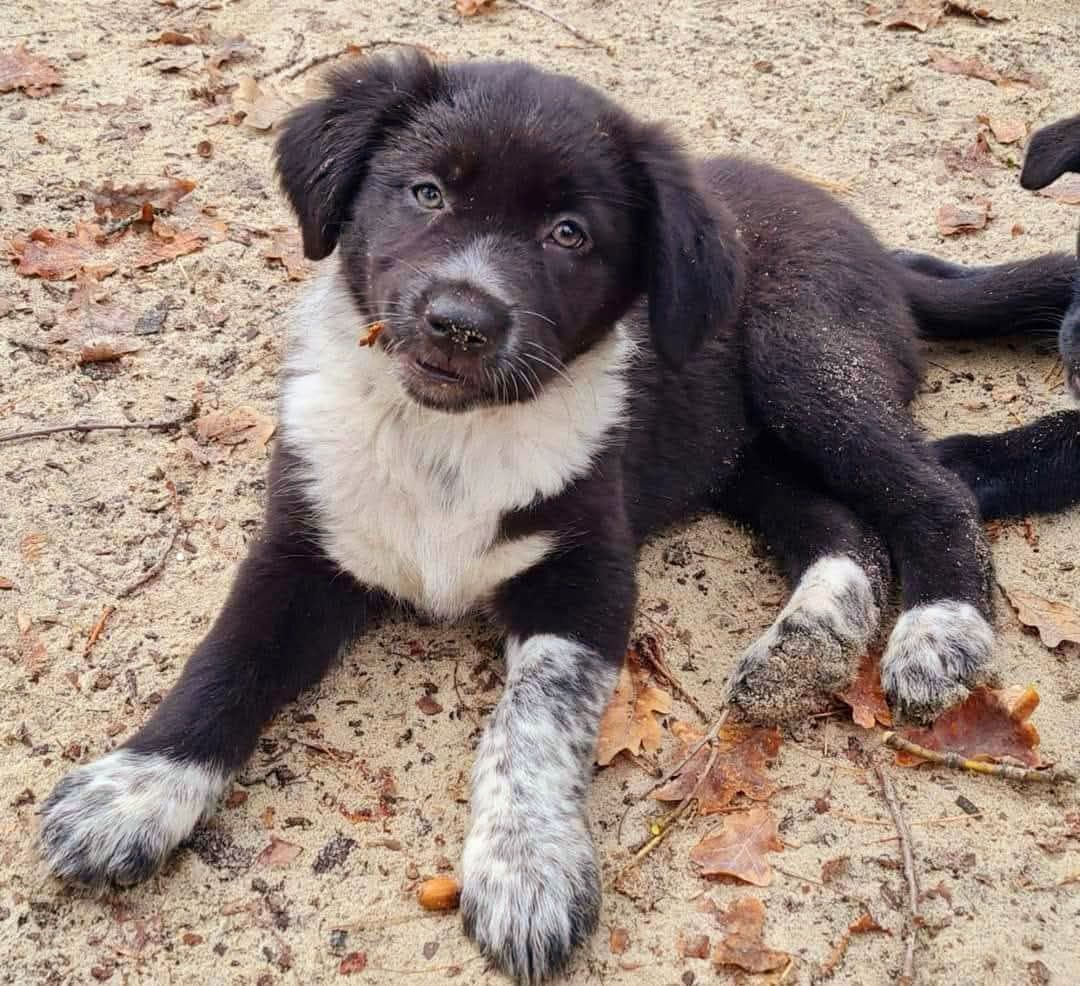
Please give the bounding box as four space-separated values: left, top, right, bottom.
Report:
38 749 228 890
728 556 879 724
461 812 599 983
882 601 997 722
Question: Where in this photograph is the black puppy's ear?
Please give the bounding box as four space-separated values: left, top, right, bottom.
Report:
634 125 744 368
1021 113 1080 190
275 50 443 260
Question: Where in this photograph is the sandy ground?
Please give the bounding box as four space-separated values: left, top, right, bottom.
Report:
2 1 1079 983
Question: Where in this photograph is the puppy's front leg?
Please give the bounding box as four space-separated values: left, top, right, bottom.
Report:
463 542 634 982
39 462 384 889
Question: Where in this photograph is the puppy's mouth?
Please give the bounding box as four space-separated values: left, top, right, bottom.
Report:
413 357 467 385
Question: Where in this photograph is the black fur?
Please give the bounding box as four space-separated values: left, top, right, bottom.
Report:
41 54 1080 982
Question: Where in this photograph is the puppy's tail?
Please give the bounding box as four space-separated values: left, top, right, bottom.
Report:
934 410 1080 519
896 251 1077 340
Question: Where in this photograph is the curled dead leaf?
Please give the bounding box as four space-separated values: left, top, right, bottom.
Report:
897 685 1044 768
0 44 62 97
705 896 789 973
195 406 277 451
652 720 781 812
690 806 783 886
836 651 892 728
263 228 310 281
595 651 672 766
936 198 991 236
256 836 303 868
1036 174 1080 206
91 178 196 220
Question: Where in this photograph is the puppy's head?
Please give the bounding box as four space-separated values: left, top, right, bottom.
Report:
1021 113 1080 399
276 51 741 411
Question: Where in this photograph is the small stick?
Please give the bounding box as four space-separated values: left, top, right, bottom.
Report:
83 604 116 658
505 0 611 52
646 707 730 796
0 411 191 446
635 627 708 721
117 527 181 599
882 731 1077 784
280 40 441 82
875 767 918 986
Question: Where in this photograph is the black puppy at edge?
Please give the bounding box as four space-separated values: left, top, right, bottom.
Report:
39 55 1080 982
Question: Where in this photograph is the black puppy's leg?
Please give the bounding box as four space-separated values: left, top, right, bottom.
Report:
462 534 634 982
39 462 382 889
720 442 890 723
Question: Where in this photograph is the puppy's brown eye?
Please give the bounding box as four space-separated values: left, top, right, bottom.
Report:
550 219 587 249
413 183 444 209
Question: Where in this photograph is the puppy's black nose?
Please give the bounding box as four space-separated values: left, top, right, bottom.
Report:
424 287 507 353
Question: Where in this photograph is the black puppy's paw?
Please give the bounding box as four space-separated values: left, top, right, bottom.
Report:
882 601 998 722
461 811 599 983
39 749 228 890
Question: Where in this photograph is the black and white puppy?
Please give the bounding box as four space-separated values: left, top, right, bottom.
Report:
39 54 1080 982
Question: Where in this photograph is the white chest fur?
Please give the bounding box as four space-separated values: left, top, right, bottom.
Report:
280 271 633 619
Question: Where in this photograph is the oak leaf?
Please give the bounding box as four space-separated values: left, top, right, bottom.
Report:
690 806 783 886
9 224 118 281
1004 587 1080 647
704 896 789 973
836 651 892 728
232 75 293 130
0 44 61 97
652 720 781 812
595 652 672 766
896 685 1044 768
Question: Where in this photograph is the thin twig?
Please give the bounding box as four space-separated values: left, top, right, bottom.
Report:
83 604 116 658
279 40 441 82
646 708 730 796
875 767 918 986
882 731 1077 784
505 0 611 52
635 628 708 721
117 527 181 599
0 410 191 446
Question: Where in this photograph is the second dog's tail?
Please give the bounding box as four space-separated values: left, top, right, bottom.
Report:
934 411 1080 519
896 251 1077 340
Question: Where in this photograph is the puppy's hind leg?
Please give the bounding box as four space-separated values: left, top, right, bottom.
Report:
720 441 890 724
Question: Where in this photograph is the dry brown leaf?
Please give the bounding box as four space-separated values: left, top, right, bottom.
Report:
706 896 789 973
8 224 118 281
256 836 303 868
1004 587 1080 648
0 577 14 590
195 405 277 450
339 951 368 974
936 198 991 236
677 931 710 959
836 651 892 728
929 51 1042 88
20 532 47 561
652 720 781 812
690 806 783 886
882 1 945 32
943 131 997 181
154 29 202 45
233 75 293 130
0 44 62 97
16 611 49 681
209 36 256 70
1037 174 1080 206
91 178 196 220
595 652 672 766
897 685 1044 768
263 228 310 281
457 0 497 15
981 115 1026 145
130 221 208 270
608 927 630 954
849 911 887 934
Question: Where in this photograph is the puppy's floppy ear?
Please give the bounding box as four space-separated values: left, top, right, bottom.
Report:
634 125 744 368
1021 113 1080 190
275 50 443 260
